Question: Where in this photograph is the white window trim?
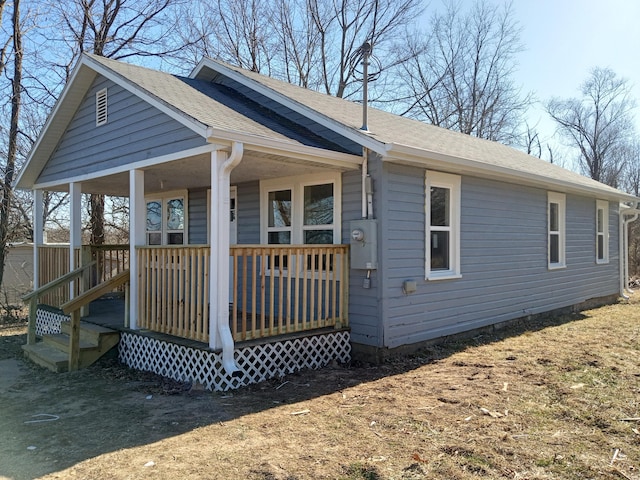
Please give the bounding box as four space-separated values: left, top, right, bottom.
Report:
145 189 188 245
96 88 108 126
259 172 342 245
596 199 609 264
548 191 566 269
425 171 461 281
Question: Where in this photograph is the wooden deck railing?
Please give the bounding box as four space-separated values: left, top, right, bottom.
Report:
85 244 130 285
136 246 211 342
61 270 130 371
37 244 129 307
136 244 349 343
229 245 349 342
23 261 96 345
37 245 81 307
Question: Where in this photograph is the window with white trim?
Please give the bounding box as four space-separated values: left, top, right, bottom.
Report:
596 199 609 263
260 173 341 245
146 190 187 245
96 88 108 126
425 171 461 280
548 192 566 269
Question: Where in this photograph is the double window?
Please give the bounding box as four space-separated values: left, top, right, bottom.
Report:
596 200 609 264
146 191 187 245
425 171 461 280
261 173 340 245
547 192 566 269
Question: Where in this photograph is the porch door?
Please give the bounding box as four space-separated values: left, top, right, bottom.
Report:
229 187 237 302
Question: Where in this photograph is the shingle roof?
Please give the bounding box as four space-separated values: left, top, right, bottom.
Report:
202 59 638 202
85 54 349 152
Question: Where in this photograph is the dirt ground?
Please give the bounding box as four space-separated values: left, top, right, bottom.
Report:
1 295 640 480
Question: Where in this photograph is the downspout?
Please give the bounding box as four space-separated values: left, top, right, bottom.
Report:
217 142 243 377
361 148 368 219
620 203 640 298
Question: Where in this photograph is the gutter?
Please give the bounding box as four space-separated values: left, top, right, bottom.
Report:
214 142 244 377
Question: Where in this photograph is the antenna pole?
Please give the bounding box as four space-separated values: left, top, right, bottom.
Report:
360 42 372 131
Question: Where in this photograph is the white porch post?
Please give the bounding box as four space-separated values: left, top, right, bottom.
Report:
209 144 243 376
209 150 223 350
32 189 44 289
69 182 82 297
129 169 145 330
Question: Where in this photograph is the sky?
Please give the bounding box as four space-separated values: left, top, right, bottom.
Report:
506 0 640 157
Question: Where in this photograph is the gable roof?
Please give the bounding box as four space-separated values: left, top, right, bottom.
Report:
16 54 359 189
193 58 639 203
17 53 639 204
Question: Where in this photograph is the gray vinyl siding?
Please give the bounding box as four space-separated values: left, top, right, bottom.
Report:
343 154 383 347
38 76 205 185
236 181 261 244
188 188 208 244
380 163 620 349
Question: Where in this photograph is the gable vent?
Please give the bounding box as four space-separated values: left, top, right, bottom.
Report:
96 88 108 126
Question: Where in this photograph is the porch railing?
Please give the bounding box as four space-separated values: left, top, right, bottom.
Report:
229 245 349 342
136 244 349 343
136 246 211 342
37 245 80 307
37 244 130 308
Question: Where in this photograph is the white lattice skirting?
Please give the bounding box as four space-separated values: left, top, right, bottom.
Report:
35 306 69 336
119 331 351 392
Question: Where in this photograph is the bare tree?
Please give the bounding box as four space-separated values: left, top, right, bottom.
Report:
171 0 423 100
38 0 185 246
547 67 636 188
399 0 530 144
0 0 23 288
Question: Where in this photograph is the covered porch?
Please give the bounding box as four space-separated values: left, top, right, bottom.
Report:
26 141 359 389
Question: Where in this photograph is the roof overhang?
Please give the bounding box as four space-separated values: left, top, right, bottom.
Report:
384 143 639 203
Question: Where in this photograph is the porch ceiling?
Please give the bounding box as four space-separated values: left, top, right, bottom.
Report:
42 148 358 196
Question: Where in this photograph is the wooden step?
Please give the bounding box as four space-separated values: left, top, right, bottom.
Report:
23 321 120 372
60 321 119 345
43 333 98 353
22 342 69 373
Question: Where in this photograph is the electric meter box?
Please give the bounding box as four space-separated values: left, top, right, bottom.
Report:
349 219 378 270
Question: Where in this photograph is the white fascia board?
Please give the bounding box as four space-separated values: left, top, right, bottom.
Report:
83 55 211 139
31 144 222 191
385 143 639 203
206 128 362 170
196 58 385 156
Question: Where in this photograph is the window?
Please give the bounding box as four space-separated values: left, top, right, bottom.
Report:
596 200 609 264
425 171 461 280
548 192 566 269
261 173 341 245
146 191 187 245
96 88 108 126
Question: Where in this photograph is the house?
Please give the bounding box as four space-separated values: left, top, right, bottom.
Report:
16 53 640 390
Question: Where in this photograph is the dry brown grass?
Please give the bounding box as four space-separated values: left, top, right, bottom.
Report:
2 295 640 479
